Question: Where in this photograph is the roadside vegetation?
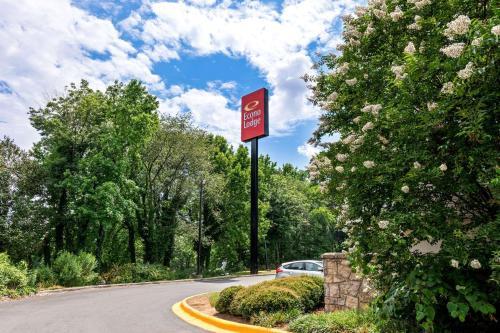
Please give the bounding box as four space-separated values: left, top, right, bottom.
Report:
0 80 341 298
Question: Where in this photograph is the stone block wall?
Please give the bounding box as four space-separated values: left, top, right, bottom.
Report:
321 252 373 311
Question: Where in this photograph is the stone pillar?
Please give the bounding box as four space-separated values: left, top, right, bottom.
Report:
321 252 373 312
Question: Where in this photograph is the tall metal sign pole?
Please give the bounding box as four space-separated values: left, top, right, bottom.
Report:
241 88 269 275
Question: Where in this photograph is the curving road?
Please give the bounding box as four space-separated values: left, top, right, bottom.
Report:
0 275 273 333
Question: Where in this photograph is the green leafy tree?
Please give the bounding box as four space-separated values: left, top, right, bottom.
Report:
29 80 158 267
308 1 499 331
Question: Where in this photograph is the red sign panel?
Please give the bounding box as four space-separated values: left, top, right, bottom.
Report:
241 88 269 142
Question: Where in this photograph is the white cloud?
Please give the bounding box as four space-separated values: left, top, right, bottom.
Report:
159 87 241 145
0 0 161 149
297 142 321 160
124 0 361 137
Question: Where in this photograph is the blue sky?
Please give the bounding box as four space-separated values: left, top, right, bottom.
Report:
0 0 363 168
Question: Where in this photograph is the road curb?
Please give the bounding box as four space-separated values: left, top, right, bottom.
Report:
37 273 275 296
172 294 287 333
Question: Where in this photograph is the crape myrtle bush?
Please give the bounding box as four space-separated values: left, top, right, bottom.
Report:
215 276 324 318
307 0 499 331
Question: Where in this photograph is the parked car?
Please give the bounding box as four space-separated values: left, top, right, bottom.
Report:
275 260 324 279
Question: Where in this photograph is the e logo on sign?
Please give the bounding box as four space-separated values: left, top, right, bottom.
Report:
244 100 260 112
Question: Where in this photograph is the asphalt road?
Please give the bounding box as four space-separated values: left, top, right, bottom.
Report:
0 275 273 333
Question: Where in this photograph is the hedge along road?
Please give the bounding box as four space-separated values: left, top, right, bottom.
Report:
0 275 273 333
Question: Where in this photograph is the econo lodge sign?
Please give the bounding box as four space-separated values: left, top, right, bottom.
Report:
241 88 269 142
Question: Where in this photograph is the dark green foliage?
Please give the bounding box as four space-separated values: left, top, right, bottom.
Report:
35 265 56 288
214 285 244 313
101 263 174 284
52 251 98 287
288 309 377 333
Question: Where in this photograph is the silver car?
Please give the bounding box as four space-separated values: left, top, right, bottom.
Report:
275 260 324 278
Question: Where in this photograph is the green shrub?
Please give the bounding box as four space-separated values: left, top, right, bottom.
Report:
0 252 34 297
77 252 99 285
251 308 302 328
102 263 174 284
52 251 98 287
35 265 56 288
217 276 324 319
215 285 244 313
208 292 220 307
289 309 377 333
262 276 324 311
236 285 303 318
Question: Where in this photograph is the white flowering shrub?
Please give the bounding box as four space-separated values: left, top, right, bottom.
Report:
307 1 499 331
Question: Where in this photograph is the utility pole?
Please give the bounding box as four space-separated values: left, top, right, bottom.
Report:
197 179 204 276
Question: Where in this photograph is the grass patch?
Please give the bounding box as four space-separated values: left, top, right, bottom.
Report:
288 309 378 333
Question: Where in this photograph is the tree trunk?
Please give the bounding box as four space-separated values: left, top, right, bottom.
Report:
126 219 136 263
42 234 51 265
95 223 104 266
55 189 67 253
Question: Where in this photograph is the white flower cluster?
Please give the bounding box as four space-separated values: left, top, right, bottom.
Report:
363 160 376 168
361 104 382 116
362 121 374 132
346 78 358 86
365 23 375 36
335 166 345 173
470 259 481 269
441 82 454 95
440 43 465 58
414 161 422 169
335 62 350 76
412 0 431 10
342 134 357 145
450 259 459 268
492 25 500 36
457 62 474 80
471 37 483 47
327 91 339 102
389 6 403 21
404 42 416 54
308 156 331 180
427 102 438 111
369 0 387 19
391 65 407 80
443 15 471 40
336 153 348 162
378 220 389 229
355 6 368 17
439 163 448 172
336 182 347 191
401 185 410 193
353 116 361 124
378 135 389 145
408 15 422 30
